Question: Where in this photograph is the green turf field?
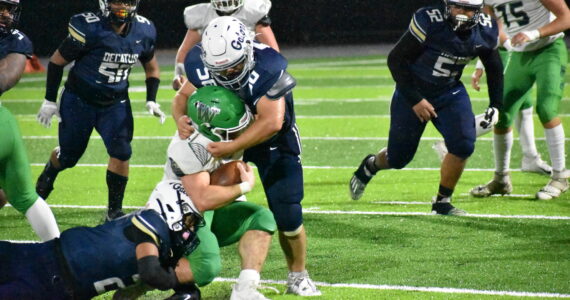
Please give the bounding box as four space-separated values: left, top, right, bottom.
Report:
1 55 569 299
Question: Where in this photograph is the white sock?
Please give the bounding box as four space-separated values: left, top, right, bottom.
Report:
25 198 60 241
494 131 513 173
238 269 260 284
545 124 566 173
516 107 538 158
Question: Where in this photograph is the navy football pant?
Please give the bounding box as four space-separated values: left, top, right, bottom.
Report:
57 88 133 169
0 240 73 299
387 83 476 169
244 125 304 232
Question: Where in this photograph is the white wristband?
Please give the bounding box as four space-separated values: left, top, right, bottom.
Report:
475 59 485 70
239 182 252 195
502 39 514 51
174 62 185 78
522 29 540 42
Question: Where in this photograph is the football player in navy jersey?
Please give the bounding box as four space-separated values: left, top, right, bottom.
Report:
0 0 61 241
172 17 321 296
34 0 166 221
0 181 203 300
349 0 504 215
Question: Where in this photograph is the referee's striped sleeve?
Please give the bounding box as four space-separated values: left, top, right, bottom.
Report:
408 14 426 43
68 23 86 44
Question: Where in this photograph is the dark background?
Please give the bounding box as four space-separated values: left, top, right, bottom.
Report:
19 0 435 56
19 0 570 56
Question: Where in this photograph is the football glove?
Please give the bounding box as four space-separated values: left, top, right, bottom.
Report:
36 99 60 128
479 107 499 130
146 101 166 124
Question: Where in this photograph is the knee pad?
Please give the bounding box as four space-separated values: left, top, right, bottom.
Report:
57 152 80 169
270 201 303 233
282 224 303 237
107 142 132 161
248 208 277 234
447 139 475 159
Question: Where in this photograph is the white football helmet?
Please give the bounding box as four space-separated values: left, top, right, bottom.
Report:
211 0 244 14
146 180 203 253
443 0 483 31
201 16 255 90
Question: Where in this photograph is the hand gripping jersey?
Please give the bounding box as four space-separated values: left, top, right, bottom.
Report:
408 5 499 97
184 42 297 142
0 29 32 61
63 12 156 106
485 0 563 51
59 210 174 299
184 0 271 34
163 131 243 180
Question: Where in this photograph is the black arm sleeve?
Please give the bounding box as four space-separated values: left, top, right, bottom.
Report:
387 31 425 106
137 256 179 291
480 49 504 110
145 77 160 102
256 15 271 26
44 62 64 102
58 36 86 62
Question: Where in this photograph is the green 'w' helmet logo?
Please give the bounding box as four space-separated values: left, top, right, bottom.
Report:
195 102 221 124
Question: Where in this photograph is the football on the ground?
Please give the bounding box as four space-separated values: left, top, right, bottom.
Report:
210 160 246 186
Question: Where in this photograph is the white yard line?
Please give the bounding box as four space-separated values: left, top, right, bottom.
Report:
215 277 570 298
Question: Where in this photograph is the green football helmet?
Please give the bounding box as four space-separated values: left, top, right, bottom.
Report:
187 86 252 142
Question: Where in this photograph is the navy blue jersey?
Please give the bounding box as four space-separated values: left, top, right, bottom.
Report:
0 29 32 60
59 210 173 298
408 5 499 93
184 42 296 135
63 12 156 106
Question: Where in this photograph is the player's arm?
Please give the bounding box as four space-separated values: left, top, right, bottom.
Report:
387 31 436 122
173 29 201 90
141 55 165 124
0 52 26 95
207 95 285 158
180 162 254 212
480 49 503 110
255 24 279 52
173 79 197 139
512 0 570 46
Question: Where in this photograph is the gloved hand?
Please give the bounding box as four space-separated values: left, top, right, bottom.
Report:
36 99 60 128
479 107 499 130
146 101 166 124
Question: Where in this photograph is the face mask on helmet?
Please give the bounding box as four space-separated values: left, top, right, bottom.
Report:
0 0 20 37
444 0 483 31
187 85 253 142
99 0 139 25
146 180 204 254
211 0 244 14
201 16 255 91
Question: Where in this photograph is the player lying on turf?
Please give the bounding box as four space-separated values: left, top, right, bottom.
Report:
0 181 203 299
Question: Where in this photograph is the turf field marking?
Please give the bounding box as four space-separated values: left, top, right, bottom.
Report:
215 277 570 298
7 203 569 220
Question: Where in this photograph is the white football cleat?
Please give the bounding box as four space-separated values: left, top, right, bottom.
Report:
521 155 552 175
432 140 448 162
470 172 513 197
230 279 273 300
536 176 568 200
286 271 322 296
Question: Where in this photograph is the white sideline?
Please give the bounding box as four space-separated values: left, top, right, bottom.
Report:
214 277 570 298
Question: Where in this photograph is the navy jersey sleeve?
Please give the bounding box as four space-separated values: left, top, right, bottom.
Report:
135 15 157 64
4 30 33 58
250 45 291 101
132 210 172 247
184 44 214 88
59 12 98 61
477 14 500 55
408 7 438 44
